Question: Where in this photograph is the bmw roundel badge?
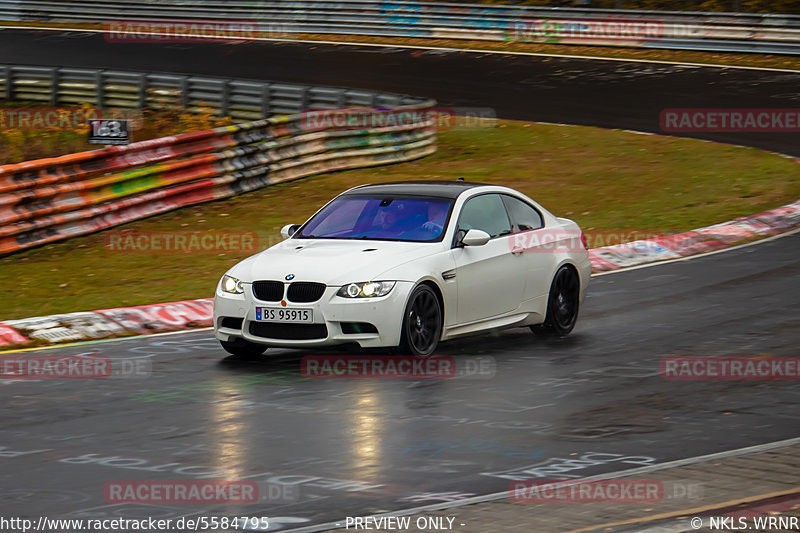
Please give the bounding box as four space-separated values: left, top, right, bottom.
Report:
285 274 295 280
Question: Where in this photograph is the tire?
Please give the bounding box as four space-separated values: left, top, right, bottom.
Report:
219 339 267 357
532 265 580 337
400 284 443 356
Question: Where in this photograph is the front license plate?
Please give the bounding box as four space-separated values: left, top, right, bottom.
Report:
255 307 313 323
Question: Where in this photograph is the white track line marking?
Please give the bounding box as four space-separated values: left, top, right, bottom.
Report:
284 436 800 532
2 25 799 73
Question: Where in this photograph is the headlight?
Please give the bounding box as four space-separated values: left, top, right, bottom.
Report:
220 274 244 294
337 281 396 298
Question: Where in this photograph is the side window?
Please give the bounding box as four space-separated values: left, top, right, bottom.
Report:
457 194 512 239
502 195 543 232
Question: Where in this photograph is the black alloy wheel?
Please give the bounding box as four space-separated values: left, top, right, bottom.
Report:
532 265 580 337
401 284 443 356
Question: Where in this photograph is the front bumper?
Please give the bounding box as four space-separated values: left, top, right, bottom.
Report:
213 281 414 349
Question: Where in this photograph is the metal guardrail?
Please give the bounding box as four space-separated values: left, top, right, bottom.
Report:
0 64 424 121
0 64 437 255
0 103 437 255
0 0 798 55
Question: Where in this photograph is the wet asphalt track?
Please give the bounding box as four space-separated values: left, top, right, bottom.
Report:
0 28 799 530
2 234 799 529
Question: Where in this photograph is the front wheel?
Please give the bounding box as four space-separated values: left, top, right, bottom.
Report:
400 284 442 356
220 339 268 358
532 265 580 337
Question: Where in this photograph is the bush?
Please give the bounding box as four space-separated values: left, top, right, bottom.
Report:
0 103 233 165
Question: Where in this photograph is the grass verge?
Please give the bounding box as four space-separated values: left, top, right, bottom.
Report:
1 119 799 320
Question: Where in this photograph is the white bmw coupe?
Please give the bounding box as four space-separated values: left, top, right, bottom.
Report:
213 181 590 356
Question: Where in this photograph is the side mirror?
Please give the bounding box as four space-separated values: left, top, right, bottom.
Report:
280 224 300 239
461 229 491 247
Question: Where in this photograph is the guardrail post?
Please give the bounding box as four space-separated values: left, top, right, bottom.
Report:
50 67 60 106
221 80 230 118
2 66 11 100
260 83 270 119
300 86 309 114
179 76 188 109
138 73 147 109
95 70 105 109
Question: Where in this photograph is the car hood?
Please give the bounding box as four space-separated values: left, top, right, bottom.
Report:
231 239 443 285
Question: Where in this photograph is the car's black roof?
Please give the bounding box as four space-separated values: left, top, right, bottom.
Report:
344 180 486 199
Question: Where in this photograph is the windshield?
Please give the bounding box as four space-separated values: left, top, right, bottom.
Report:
297 194 454 242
